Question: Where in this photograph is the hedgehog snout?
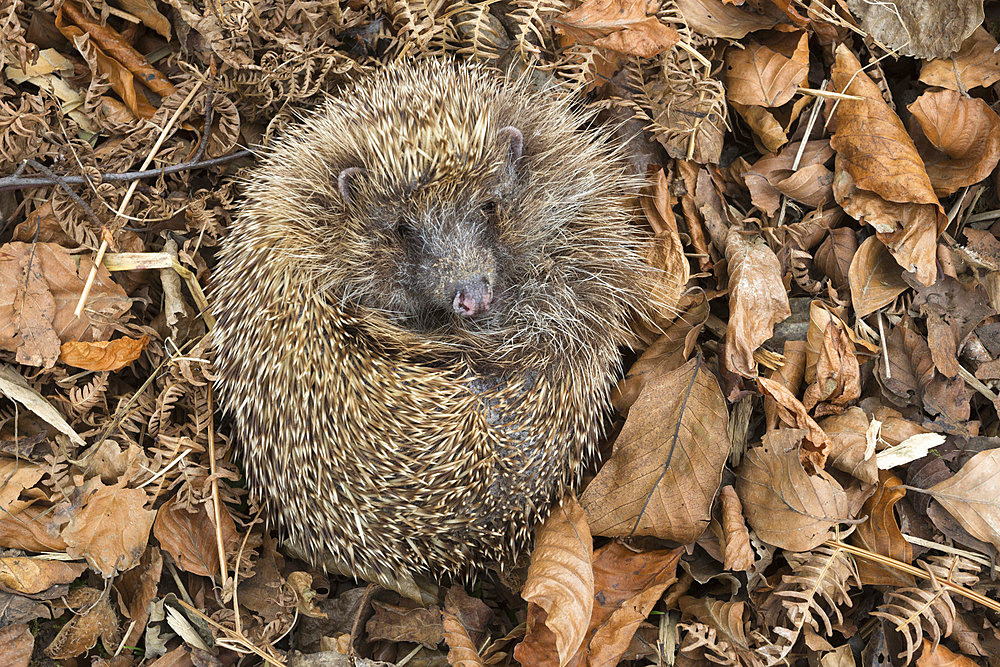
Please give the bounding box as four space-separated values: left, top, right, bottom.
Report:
453 278 493 317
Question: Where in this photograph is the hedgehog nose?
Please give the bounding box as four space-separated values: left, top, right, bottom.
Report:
454 279 492 317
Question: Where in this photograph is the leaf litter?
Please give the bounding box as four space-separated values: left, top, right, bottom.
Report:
3 0 1000 664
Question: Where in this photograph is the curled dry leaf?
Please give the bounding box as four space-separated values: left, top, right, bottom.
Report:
736 429 849 552
849 235 908 318
819 407 879 485
850 471 915 587
60 335 150 372
877 317 935 408
582 355 730 544
830 45 946 286
61 481 155 578
717 485 754 571
443 611 485 667
152 494 239 579
0 557 86 595
909 90 1000 197
45 587 120 660
757 376 831 472
919 27 1000 90
724 230 791 377
641 168 689 320
927 448 1000 554
744 140 835 216
801 302 861 416
114 546 162 648
0 243 131 368
516 495 593 667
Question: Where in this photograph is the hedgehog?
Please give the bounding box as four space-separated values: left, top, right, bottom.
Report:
211 58 657 586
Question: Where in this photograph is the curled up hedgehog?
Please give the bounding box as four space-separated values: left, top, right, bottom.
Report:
211 58 659 587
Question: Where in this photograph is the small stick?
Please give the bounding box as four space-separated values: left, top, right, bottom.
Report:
207 384 229 592
798 86 864 101
74 80 205 319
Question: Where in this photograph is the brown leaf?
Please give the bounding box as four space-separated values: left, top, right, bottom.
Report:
736 429 849 551
801 303 861 416
0 503 68 553
516 496 593 667
0 623 33 667
928 448 1000 553
830 45 946 286
732 102 788 153
582 355 730 544
757 376 831 472
814 227 858 294
850 471 915 586
444 585 492 649
114 0 172 39
916 638 981 666
114 546 162 647
641 169 689 320
764 340 806 431
845 0 981 59
819 407 879 485
717 485 753 571
909 90 1000 196
152 494 238 578
909 274 995 379
677 597 757 664
0 243 131 368
745 141 835 215
554 0 680 58
849 235 908 318
877 317 935 408
367 600 443 648
583 544 680 665
45 587 120 659
724 38 808 107
724 230 791 376
0 557 86 595
60 335 149 372
442 611 484 667
62 481 155 577
919 26 1000 90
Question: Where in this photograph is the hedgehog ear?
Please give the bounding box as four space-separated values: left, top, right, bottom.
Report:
338 167 365 204
497 126 523 165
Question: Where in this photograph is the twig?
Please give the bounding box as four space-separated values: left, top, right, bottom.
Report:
75 80 205 318
0 150 252 193
207 384 230 592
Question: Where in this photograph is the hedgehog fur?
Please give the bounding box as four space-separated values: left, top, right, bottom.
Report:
211 58 655 585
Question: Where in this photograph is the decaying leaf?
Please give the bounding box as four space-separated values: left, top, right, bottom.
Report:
60 335 149 371
152 494 239 579
928 448 1000 554
61 481 155 578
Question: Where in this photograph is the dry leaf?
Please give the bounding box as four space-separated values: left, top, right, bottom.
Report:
0 557 86 595
725 230 791 376
62 481 155 577
801 302 861 416
909 90 1000 196
60 335 149 371
45 587 120 659
724 38 807 107
516 496 593 667
850 471 915 586
717 485 753 571
582 355 730 544
757 376 831 472
443 611 484 667
0 623 33 667
736 429 849 551
584 543 680 665
845 0 981 59
819 407 879 485
849 235 908 318
152 495 238 579
553 0 679 59
0 243 131 368
919 26 1000 90
113 546 162 648
830 45 946 286
928 448 1000 554
916 637 981 666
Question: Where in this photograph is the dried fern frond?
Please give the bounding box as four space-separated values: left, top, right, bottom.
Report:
445 0 510 64
757 544 860 664
872 586 955 665
508 0 568 62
